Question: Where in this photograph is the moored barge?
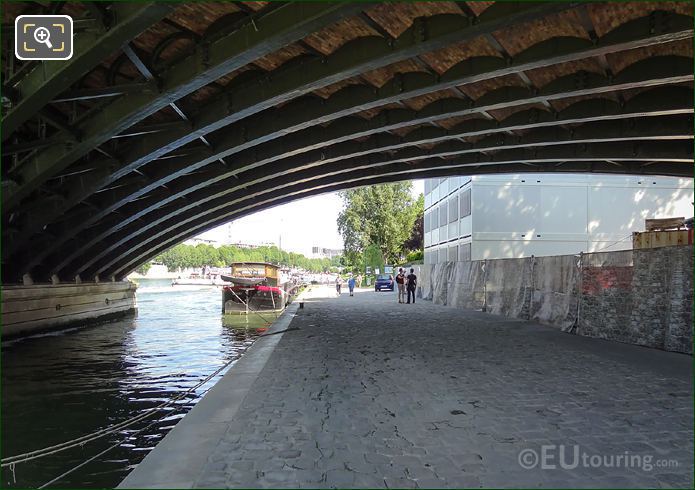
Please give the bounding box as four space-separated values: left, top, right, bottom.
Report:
221 262 288 315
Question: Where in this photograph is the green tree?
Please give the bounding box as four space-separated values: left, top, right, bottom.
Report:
135 262 152 275
363 243 384 272
406 250 424 263
403 193 424 252
153 242 338 273
337 182 420 265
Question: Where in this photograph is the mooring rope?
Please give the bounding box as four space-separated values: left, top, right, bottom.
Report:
33 320 303 488
2 355 234 467
4 287 307 480
37 380 215 489
226 286 275 324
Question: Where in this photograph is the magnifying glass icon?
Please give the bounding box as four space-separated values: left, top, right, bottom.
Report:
33 27 53 49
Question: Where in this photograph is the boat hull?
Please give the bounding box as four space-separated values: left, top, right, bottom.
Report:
172 278 230 286
222 285 286 315
220 275 265 287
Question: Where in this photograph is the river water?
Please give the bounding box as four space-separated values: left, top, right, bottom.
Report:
1 279 268 488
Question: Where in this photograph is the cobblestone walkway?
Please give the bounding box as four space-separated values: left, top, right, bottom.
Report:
195 287 693 488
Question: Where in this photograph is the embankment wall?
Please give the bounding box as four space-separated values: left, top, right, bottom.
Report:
417 246 692 354
1 281 137 339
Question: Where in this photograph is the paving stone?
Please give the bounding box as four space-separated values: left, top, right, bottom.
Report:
227 460 254 472
190 286 693 488
196 475 227 487
401 462 438 481
352 473 387 488
364 452 392 465
342 457 377 475
278 449 302 459
383 476 418 488
324 468 356 487
261 469 298 485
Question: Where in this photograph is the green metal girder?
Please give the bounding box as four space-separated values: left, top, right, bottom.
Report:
2 138 56 156
8 8 692 268
89 9 695 189
56 114 695 278
5 3 581 216
14 58 691 260
30 52 695 258
9 7 693 218
1 1 366 210
53 138 693 279
1 3 173 139
10 81 693 271
100 3 587 182
52 82 155 103
103 156 693 280
5 6 695 279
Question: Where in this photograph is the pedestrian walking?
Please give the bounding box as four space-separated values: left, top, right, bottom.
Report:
406 268 417 304
396 268 406 303
348 276 356 296
335 276 342 296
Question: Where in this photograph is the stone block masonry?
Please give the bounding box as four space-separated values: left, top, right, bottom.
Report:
419 245 693 354
581 246 693 354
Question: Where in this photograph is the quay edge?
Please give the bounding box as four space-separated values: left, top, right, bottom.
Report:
1 281 137 340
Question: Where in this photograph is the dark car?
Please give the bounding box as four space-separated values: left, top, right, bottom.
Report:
374 274 394 291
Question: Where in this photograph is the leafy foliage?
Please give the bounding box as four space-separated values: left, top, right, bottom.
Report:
403 194 424 252
337 183 423 266
135 262 152 275
154 243 338 273
406 250 424 263
363 243 385 272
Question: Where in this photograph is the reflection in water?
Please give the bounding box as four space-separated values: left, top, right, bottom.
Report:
1 279 265 488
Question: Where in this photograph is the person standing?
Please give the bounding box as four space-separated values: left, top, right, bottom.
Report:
406 268 417 304
348 276 356 296
396 268 406 304
335 276 342 296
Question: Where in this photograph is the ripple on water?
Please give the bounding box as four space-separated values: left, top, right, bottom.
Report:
1 279 266 488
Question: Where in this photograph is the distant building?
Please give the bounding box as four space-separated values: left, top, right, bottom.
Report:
184 237 218 247
423 174 694 264
311 246 343 259
228 241 276 249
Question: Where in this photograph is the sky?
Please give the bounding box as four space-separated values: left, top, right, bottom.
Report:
196 180 424 256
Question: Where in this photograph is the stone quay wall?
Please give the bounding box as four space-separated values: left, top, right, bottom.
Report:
1 281 137 339
417 245 693 354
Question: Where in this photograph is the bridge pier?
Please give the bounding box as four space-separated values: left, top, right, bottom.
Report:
1 281 137 340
